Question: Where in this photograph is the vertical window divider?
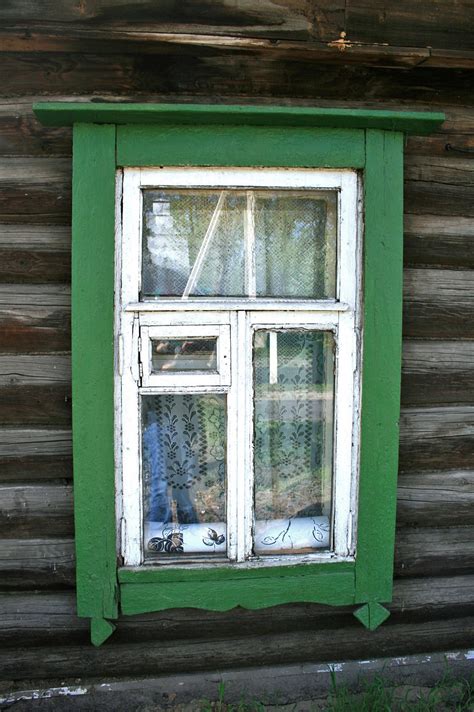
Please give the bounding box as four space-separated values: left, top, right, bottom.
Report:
245 191 257 298
226 311 239 562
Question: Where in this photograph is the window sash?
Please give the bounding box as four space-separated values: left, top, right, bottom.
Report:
118 167 361 567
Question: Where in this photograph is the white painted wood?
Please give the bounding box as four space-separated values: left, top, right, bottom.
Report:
268 331 278 385
245 191 257 298
125 299 350 312
118 166 361 567
139 167 352 190
182 190 227 298
139 324 231 388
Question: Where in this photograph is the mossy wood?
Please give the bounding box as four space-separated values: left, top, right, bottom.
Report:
34 102 444 646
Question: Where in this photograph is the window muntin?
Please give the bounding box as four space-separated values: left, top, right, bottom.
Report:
119 167 360 567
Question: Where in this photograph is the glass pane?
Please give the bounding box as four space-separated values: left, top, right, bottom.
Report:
142 190 246 297
151 338 218 373
142 189 337 299
255 191 337 298
142 394 227 559
253 330 334 555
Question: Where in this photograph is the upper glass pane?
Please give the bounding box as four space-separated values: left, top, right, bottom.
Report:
142 189 337 299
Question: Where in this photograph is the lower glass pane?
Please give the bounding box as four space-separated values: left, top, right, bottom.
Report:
253 330 334 555
141 393 227 560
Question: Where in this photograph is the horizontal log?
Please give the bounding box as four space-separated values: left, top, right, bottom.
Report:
0 522 471 590
0 355 71 424
0 285 70 353
397 471 474 527
402 340 474 406
0 157 70 224
395 526 474 577
404 215 474 269
403 268 474 339
0 223 70 285
0 484 73 538
0 3 319 40
0 53 473 104
399 406 474 472
0 616 473 681
345 0 474 52
0 574 473 646
0 427 72 482
0 2 473 51
404 156 474 218
0 537 75 589
0 354 71 385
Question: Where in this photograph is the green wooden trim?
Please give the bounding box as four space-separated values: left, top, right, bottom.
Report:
353 602 391 631
72 123 118 621
120 570 355 615
117 126 365 168
118 560 354 584
33 102 445 134
354 130 404 604
91 618 116 647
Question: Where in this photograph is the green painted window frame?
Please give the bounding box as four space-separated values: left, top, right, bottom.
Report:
34 103 444 646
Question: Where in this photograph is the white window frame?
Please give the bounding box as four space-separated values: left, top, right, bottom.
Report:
116 167 361 568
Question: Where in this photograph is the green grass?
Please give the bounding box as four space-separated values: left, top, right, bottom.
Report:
199 672 474 711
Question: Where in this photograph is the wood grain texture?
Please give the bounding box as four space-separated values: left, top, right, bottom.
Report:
397 471 474 527
395 526 474 577
0 616 473 681
0 427 72 483
403 269 474 339
0 1 472 51
402 340 474 406
0 537 75 589
0 157 71 224
0 484 73 538
404 156 474 218
0 575 473 646
1 53 473 104
0 285 70 353
400 406 474 472
404 215 474 269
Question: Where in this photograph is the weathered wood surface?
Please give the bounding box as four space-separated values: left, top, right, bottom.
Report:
0 428 72 483
0 157 70 224
1 53 473 103
405 156 474 218
397 471 474 526
399 406 474 472
1 616 473 681
404 216 474 270
0 1 473 52
1 526 472 590
395 526 474 578
0 538 75 589
0 285 70 353
0 484 73 538
403 269 474 339
0 575 473 646
401 340 474 406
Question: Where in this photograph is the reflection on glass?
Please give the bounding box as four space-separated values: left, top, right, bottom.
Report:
151 338 218 373
141 189 337 299
253 330 334 555
142 394 227 559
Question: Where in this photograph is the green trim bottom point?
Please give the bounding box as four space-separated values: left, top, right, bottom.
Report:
91 617 116 646
354 602 390 630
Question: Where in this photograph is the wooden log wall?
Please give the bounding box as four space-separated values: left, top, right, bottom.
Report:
0 0 474 685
